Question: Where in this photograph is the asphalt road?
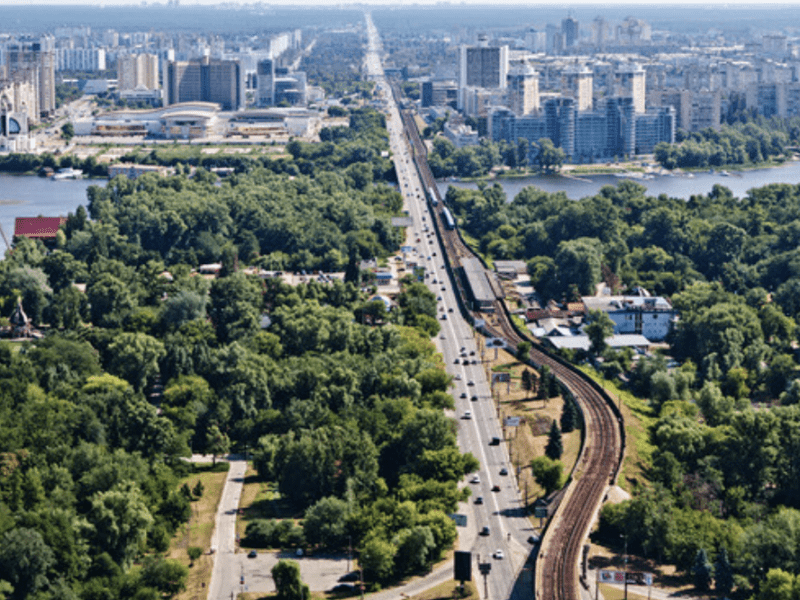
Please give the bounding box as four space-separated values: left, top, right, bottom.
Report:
365 13 537 600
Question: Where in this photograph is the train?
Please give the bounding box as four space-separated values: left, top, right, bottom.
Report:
442 206 455 230
428 186 438 206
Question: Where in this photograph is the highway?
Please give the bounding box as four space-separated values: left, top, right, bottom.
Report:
365 14 535 600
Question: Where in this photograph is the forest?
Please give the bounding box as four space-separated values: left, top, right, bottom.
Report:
0 108 477 599
444 178 800 596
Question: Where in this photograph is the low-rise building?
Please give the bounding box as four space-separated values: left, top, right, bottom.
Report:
582 294 677 341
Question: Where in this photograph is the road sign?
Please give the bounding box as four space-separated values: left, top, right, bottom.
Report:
478 562 492 575
492 372 511 383
486 337 506 348
504 416 521 427
534 506 548 518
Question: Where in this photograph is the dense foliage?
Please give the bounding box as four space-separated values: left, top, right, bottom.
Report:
441 177 800 595
654 122 788 169
0 110 474 597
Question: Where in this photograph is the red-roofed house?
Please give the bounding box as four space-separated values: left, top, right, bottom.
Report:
14 217 67 241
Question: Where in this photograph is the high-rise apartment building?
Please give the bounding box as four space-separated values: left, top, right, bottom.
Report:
166 57 242 110
563 66 593 111
616 64 646 113
56 48 106 72
5 36 56 120
118 54 160 91
506 64 539 115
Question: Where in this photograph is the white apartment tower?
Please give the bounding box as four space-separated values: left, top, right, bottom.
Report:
616 64 646 113
506 64 539 115
118 54 160 91
563 65 593 111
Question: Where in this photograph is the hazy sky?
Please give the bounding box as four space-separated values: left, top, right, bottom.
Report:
0 0 792 4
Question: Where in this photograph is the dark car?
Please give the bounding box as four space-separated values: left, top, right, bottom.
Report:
330 584 356 595
248 550 258 558
339 572 360 583
448 308 454 312
475 496 484 505
460 392 467 399
491 485 501 492
500 467 509 476
480 525 490 536
490 436 501 446
471 395 478 402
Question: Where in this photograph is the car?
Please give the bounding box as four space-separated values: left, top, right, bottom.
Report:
463 359 469 365
470 350 476 356
527 535 541 545
460 392 467 399
454 358 460 364
440 334 446 340
494 550 504 560
472 359 478 365
500 467 508 476
330 584 356 595
437 296 442 301
463 410 472 419
471 395 478 402
491 485 501 492
455 374 462 380
470 475 481 484
490 437 501 446
248 550 258 558
467 380 475 386
441 286 446 291
480 526 490 536
339 572 360 582
475 496 484 505
432 278 438 283
448 308 454 313
460 347 466 352
441 314 447 320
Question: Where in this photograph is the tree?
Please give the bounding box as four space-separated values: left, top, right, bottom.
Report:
393 526 436 575
516 341 531 362
692 548 713 592
140 557 188 597
205 424 230 465
88 483 154 567
530 456 563 495
61 122 75 141
536 138 565 172
545 420 563 460
272 560 309 600
303 497 349 549
0 528 55 600
714 547 734 596
108 332 166 392
585 309 615 356
560 394 578 433
187 546 202 566
521 369 535 399
360 538 396 584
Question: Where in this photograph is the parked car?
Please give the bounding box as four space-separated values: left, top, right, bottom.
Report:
480 526 490 536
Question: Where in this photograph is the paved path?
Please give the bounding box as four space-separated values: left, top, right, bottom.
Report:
207 457 248 600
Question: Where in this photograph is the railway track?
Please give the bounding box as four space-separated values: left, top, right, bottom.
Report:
398 101 624 600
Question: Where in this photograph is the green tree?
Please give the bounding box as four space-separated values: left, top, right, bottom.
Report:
303 497 349 549
536 138 565 172
61 122 75 141
140 557 188 597
692 548 713 592
560 394 577 433
272 560 310 600
393 526 436 575
88 483 154 567
545 420 563 460
0 528 55 600
360 538 396 584
187 546 202 566
205 424 230 465
108 332 165 392
516 341 531 362
585 309 615 356
521 369 535 398
714 547 734 596
530 456 563 495
758 569 800 600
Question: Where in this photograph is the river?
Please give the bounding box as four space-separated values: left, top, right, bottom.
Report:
0 173 97 252
436 160 800 202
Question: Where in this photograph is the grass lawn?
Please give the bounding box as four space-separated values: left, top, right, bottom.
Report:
478 346 581 510
237 579 479 600
577 365 657 491
597 583 649 600
237 466 298 544
169 462 229 600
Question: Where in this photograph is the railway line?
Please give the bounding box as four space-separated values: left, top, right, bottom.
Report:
397 100 624 600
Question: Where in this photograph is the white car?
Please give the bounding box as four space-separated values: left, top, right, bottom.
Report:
463 410 472 420
454 374 462 380
494 550 504 560
470 474 480 484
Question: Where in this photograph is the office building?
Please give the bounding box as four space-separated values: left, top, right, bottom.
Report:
506 64 539 115
525 28 547 53
634 106 675 154
561 17 579 49
459 44 509 90
563 65 593 111
257 58 274 107
118 54 159 91
166 57 242 110
591 17 610 48
421 80 458 108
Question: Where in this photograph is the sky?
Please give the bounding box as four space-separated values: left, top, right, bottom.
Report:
0 0 795 5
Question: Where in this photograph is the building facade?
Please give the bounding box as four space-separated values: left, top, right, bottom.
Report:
166 57 242 110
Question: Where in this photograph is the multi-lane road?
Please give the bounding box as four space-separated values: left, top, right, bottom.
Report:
365 14 537 600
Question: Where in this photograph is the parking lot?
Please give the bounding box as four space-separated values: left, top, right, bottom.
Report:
237 550 354 595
